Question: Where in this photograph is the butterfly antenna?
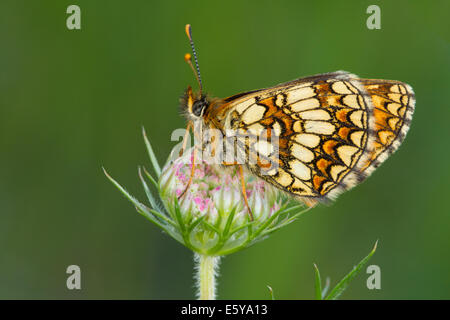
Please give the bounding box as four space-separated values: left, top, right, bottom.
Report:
184 24 203 95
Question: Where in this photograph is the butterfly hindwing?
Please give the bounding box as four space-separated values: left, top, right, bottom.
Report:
359 79 415 175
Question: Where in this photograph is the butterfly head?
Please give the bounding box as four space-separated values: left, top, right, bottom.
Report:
181 85 210 120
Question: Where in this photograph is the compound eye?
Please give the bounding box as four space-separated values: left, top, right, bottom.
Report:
192 100 206 117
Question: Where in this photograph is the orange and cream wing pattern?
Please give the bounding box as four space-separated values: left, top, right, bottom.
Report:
359 79 415 175
222 71 415 203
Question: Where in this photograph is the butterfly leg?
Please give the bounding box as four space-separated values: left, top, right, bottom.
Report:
178 147 197 200
178 121 193 157
222 161 254 220
237 165 254 221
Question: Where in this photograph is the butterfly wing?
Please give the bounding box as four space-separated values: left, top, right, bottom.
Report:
221 71 414 202
358 79 415 175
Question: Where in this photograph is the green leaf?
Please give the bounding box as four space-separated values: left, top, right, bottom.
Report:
201 219 222 235
322 277 330 298
134 206 180 241
230 220 256 234
222 205 238 236
267 285 275 300
187 215 205 234
259 206 311 237
279 203 306 216
251 209 283 239
325 241 378 300
103 167 169 231
313 264 322 300
138 166 158 210
173 197 187 234
146 207 177 228
142 166 160 190
142 126 161 177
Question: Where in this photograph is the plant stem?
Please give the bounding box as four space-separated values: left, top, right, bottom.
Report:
196 254 220 300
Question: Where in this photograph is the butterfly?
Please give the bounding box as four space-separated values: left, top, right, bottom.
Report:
179 24 415 214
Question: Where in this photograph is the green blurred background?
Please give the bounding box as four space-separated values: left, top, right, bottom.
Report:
0 0 449 299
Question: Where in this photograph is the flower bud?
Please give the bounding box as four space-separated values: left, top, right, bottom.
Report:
105 131 310 257
158 147 298 255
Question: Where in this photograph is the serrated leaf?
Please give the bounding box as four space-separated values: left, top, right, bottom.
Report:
325 241 378 300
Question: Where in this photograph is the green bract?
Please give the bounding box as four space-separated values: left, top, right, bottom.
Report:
104 128 310 256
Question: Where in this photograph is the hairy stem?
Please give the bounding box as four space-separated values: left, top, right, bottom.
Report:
195 254 220 300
